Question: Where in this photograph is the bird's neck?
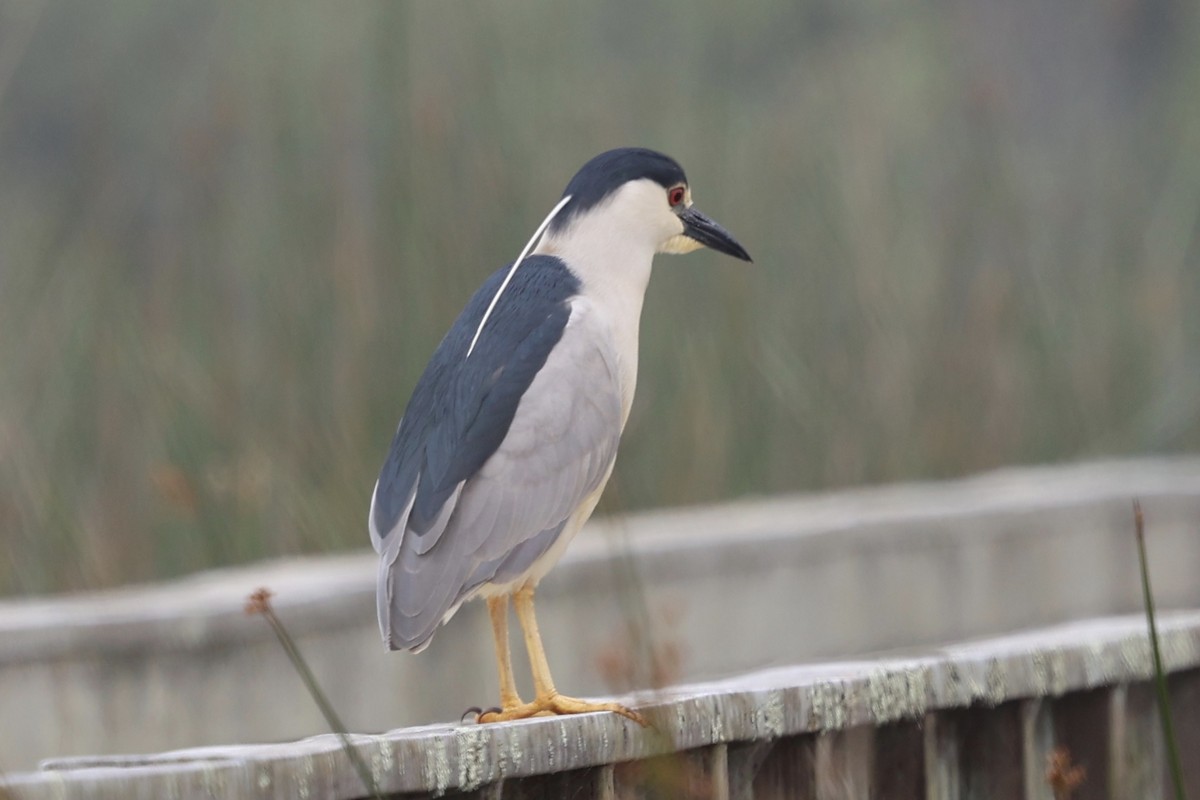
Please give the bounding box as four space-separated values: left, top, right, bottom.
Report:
535 224 656 322
535 225 657 424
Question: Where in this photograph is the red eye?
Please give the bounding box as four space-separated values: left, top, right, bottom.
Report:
668 186 686 206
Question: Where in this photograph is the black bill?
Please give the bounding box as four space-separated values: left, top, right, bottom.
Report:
679 206 753 262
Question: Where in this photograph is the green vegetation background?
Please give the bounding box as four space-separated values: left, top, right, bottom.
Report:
2 1 1198 595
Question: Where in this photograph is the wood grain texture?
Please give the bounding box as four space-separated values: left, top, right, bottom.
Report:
6 613 1200 799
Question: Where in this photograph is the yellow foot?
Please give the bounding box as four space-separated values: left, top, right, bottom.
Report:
477 693 646 726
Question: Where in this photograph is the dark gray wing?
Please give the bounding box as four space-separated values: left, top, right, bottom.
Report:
371 258 580 548
369 256 623 651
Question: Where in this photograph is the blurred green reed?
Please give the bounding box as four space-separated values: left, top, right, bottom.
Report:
0 1 1197 595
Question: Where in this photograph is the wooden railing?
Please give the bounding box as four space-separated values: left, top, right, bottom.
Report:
7 610 1199 799
5 458 1200 776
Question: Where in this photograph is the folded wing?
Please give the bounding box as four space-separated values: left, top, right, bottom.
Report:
370 258 623 651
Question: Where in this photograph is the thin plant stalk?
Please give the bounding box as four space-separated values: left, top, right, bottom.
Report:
246 589 382 800
1133 500 1186 800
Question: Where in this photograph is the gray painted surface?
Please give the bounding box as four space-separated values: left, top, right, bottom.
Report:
2 458 1199 772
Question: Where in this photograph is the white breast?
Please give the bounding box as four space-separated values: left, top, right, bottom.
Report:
575 287 645 427
534 215 660 424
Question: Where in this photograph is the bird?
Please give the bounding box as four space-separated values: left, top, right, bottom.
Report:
369 147 751 723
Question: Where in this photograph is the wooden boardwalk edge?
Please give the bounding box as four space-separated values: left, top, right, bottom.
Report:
5 610 1199 799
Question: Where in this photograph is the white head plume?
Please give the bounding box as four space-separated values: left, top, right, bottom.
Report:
466 194 573 359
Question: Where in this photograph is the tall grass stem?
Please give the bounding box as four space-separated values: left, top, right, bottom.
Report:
246 589 382 800
1133 500 1186 800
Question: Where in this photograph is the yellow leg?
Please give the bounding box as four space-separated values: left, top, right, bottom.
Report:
514 583 559 698
478 584 645 725
486 596 523 710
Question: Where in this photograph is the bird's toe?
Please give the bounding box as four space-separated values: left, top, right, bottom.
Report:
473 693 646 726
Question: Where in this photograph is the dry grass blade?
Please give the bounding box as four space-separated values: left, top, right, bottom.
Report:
245 588 382 800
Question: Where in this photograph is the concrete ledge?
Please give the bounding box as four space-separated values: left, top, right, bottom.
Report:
5 611 1199 799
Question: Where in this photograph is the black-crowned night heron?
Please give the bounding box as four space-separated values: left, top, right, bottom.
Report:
369 147 751 723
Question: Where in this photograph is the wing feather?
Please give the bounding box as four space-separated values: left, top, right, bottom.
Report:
371 270 624 651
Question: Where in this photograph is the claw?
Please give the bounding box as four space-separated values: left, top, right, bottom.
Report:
474 706 505 723
460 706 484 724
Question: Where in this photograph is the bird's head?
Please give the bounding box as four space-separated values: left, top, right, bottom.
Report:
541 148 752 264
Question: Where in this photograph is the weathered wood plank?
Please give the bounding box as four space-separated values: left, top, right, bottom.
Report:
923 710 959 800
1167 668 1200 795
1051 688 1111 800
751 736 816 800
1109 683 1165 800
611 746 726 799
1019 698 1055 800
5 611 1199 799
725 740 774 800
953 702 1024 800
814 727 873 799
494 765 611 800
872 721 924 799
